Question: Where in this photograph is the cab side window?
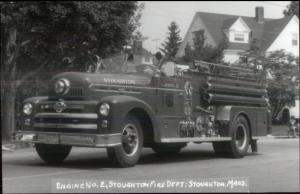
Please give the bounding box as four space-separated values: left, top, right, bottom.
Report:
161 62 176 77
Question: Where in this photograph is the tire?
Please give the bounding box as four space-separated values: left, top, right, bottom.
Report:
35 143 72 164
151 143 187 155
213 115 250 158
106 116 143 167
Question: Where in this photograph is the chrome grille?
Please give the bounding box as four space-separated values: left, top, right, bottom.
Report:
68 88 83 97
40 104 84 113
33 113 98 132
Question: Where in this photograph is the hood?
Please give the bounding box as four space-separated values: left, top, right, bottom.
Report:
48 72 152 99
51 72 152 87
48 72 151 99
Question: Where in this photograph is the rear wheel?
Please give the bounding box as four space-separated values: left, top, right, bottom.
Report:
35 144 72 164
107 116 143 167
151 143 187 154
213 115 250 158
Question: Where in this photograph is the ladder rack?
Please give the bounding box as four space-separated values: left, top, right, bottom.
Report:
192 60 265 82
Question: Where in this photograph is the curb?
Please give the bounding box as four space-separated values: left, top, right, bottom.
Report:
275 136 299 139
257 135 299 140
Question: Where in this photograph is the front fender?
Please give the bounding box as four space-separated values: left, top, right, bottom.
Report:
20 96 49 130
23 96 49 104
22 96 49 116
100 95 159 141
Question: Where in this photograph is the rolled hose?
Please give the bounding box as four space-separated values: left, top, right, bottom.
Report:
205 82 267 97
205 93 268 106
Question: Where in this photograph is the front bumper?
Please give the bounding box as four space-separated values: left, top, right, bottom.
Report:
13 131 121 148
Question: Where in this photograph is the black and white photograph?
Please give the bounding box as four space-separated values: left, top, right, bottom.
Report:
1 1 299 193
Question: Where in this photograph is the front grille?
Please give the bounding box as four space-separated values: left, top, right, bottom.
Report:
34 117 96 124
48 87 83 99
33 112 98 133
69 88 83 97
40 104 84 113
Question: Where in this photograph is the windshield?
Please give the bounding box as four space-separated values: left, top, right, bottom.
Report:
86 52 160 77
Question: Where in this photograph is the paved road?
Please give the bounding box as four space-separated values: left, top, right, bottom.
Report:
2 138 299 193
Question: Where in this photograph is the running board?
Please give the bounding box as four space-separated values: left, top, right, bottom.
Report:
160 137 231 143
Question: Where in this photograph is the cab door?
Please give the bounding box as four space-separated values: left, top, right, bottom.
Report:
156 62 185 138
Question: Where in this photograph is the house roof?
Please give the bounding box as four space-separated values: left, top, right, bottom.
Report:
196 12 293 51
260 16 293 50
222 18 237 29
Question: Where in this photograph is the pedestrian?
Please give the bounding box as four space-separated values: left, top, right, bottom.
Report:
288 116 298 138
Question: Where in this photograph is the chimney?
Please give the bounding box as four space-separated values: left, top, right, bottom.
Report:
255 7 264 23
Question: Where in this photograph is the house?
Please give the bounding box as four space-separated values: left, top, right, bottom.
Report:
132 40 154 65
176 7 299 64
277 83 300 123
101 40 155 72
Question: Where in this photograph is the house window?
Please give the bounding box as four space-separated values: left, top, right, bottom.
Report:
234 33 245 42
292 33 298 46
192 30 205 47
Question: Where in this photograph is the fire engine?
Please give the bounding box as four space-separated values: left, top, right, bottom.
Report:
15 53 270 167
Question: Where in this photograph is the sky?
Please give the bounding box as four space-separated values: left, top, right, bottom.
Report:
138 1 291 53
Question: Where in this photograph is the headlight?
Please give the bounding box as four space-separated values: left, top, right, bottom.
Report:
99 103 110 116
23 103 33 115
54 78 70 95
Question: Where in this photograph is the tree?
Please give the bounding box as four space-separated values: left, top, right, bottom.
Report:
184 43 194 61
240 50 299 120
283 1 299 17
160 21 182 60
155 51 163 62
1 1 143 141
178 29 227 64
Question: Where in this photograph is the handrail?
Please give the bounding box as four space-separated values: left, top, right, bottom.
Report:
191 60 266 82
193 60 255 72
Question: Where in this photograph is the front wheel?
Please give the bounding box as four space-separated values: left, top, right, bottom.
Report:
107 116 143 167
35 144 72 164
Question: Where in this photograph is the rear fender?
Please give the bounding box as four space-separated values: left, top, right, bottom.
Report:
215 106 255 137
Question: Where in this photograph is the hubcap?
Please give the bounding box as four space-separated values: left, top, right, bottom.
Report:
122 123 139 156
235 124 247 150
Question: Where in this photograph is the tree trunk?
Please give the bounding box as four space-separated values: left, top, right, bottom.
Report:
2 84 16 143
2 26 18 143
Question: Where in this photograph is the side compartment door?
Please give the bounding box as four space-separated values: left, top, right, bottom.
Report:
256 108 268 136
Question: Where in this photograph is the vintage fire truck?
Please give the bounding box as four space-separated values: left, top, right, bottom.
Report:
15 54 270 167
